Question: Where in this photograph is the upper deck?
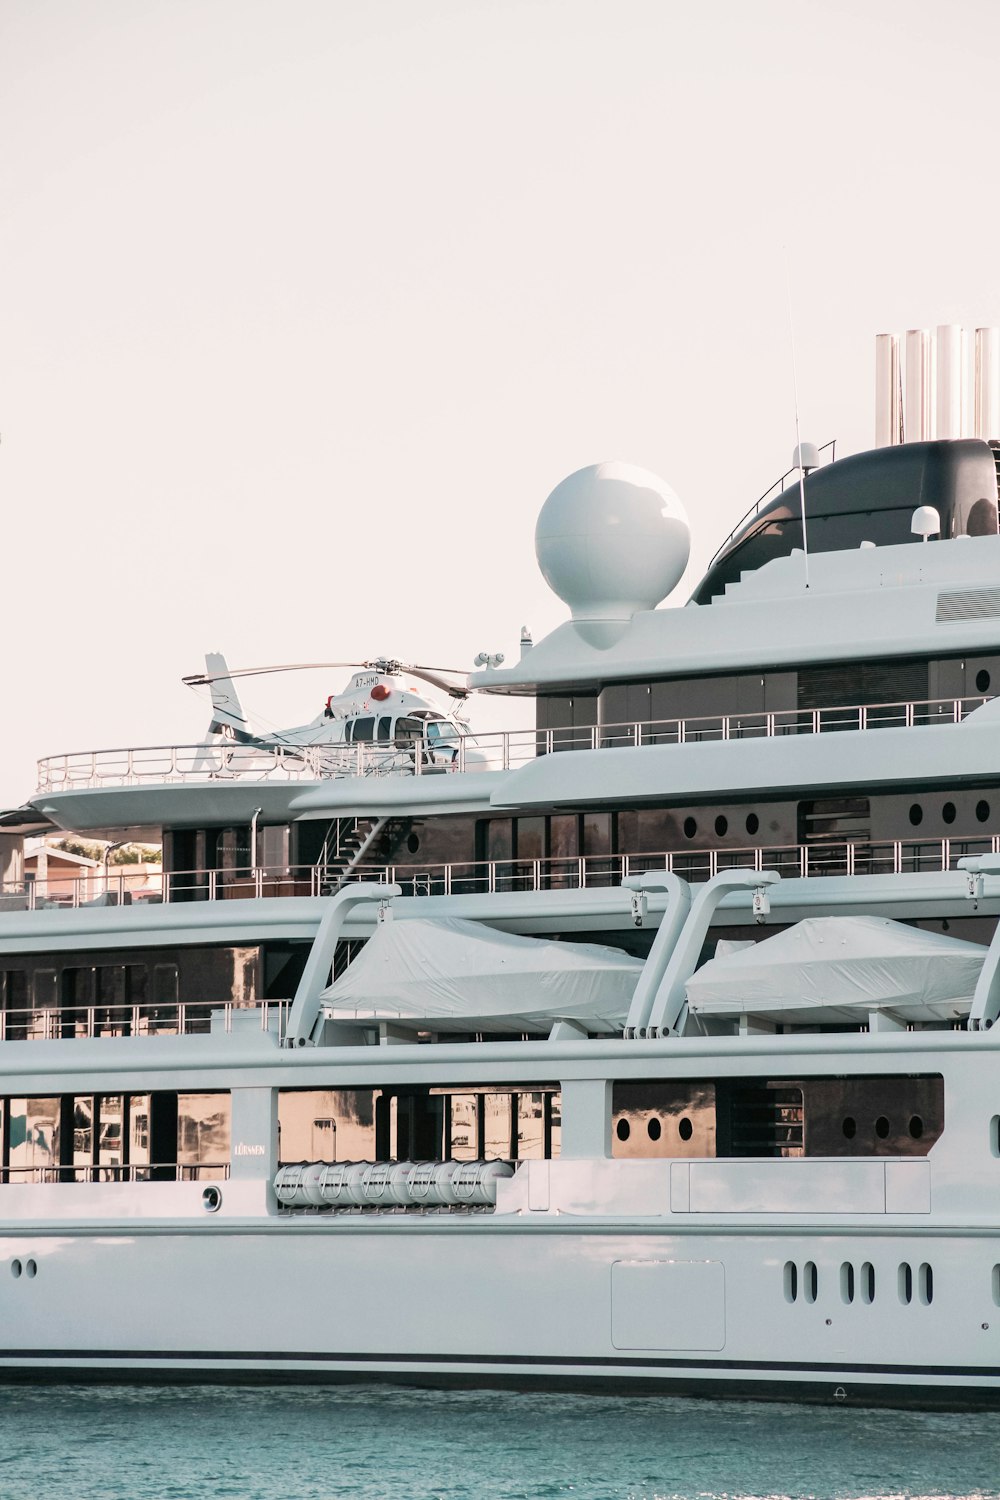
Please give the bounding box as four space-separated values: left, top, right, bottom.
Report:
34 691 989 794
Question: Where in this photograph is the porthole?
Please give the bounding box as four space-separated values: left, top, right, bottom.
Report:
842 1116 857 1140
861 1262 875 1304
714 815 728 837
615 1119 631 1142
745 813 760 836
977 800 991 824
647 1117 662 1141
977 669 992 694
804 1262 818 1304
875 1116 890 1140
783 1261 798 1303
10 1260 21 1280
908 804 923 827
918 1262 933 1306
942 802 956 825
406 833 421 854
25 1259 37 1279
840 1262 855 1305
909 1115 924 1139
898 1262 913 1305
683 817 697 840
677 1117 693 1142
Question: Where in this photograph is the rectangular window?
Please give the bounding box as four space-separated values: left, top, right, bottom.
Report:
32 970 57 1008
152 964 179 1007
72 1096 94 1179
177 1093 231 1180
483 1093 513 1159
449 1094 479 1159
8 1097 60 1181
278 1090 355 1162
516 818 545 861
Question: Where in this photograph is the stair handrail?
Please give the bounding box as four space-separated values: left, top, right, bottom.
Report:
704 439 837 572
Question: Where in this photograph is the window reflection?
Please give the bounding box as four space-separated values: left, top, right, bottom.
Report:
178 1093 231 1181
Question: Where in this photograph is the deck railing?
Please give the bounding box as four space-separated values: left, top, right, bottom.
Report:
0 999 289 1042
2 1163 230 1184
34 694 991 791
5 836 998 915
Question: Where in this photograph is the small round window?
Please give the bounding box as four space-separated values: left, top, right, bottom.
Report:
406 833 421 854
647 1118 662 1141
745 813 760 836
714 815 728 837
875 1116 891 1139
942 802 956 825
842 1116 857 1140
678 1117 693 1142
977 669 992 694
908 804 923 827
615 1119 631 1142
977 800 991 824
909 1115 924 1139
683 817 697 840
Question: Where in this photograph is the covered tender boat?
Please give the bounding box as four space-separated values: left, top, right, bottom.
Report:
685 914 987 1026
320 915 642 1034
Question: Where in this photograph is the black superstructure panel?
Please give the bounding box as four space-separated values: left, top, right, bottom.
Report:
693 439 999 604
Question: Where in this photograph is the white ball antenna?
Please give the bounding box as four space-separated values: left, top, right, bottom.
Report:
534 461 690 621
911 505 941 542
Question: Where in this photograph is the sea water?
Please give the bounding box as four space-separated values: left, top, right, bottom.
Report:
1 1385 998 1500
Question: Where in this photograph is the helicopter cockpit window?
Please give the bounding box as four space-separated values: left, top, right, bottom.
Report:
377 717 392 742
426 720 459 747
352 718 375 742
394 717 423 747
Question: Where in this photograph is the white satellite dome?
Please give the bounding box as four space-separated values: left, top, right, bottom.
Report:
535 461 691 620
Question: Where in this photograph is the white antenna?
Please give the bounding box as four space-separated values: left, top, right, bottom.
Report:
785 255 810 590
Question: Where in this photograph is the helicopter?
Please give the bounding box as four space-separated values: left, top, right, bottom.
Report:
182 653 484 774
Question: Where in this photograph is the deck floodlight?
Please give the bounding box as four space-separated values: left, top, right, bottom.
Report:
752 884 771 922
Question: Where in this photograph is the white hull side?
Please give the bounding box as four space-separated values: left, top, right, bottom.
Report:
1 1222 998 1405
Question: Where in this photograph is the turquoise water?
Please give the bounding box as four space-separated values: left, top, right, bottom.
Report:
1 1385 997 1500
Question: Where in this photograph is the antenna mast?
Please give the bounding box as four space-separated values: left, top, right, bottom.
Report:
785 260 811 590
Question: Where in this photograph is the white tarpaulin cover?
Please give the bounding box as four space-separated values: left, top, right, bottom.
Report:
320 916 643 1034
685 915 987 1025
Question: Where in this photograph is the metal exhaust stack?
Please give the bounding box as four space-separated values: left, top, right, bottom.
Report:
975 327 1000 442
935 324 964 439
904 329 933 442
875 324 1000 446
875 334 901 448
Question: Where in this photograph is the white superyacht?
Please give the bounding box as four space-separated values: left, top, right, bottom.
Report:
2 325 1000 1405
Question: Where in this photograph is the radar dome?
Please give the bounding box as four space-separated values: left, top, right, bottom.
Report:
535 461 690 620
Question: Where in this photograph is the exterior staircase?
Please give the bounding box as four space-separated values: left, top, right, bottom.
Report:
317 817 386 895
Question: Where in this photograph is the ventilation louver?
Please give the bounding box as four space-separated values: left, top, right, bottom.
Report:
936 587 1000 623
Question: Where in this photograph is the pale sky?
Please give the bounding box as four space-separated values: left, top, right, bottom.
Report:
2 0 999 806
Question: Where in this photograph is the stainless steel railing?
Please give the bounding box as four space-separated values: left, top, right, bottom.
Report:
345 835 1000 895
34 694 990 791
7 832 1000 914
2 1162 230 1183
0 999 289 1043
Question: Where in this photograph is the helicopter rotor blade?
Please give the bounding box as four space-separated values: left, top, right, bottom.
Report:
183 658 474 698
182 661 365 687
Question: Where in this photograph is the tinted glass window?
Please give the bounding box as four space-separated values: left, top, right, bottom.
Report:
351 718 374 742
